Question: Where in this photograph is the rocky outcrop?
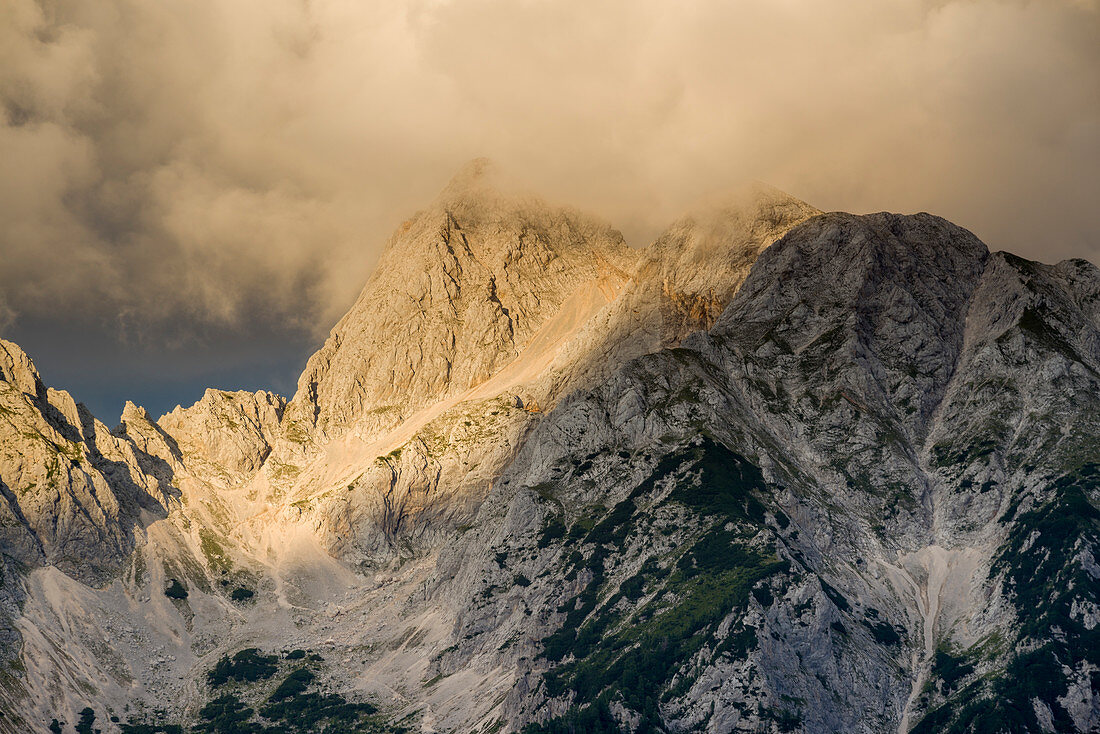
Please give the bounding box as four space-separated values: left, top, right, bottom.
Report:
158 388 285 482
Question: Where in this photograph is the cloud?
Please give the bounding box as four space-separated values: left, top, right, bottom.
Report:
1 0 1097 352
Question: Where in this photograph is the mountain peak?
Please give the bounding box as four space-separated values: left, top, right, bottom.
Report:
284 164 635 438
699 179 808 208
432 158 557 219
632 183 820 337
433 157 533 213
0 337 43 397
649 183 818 269
438 156 497 199
121 400 152 424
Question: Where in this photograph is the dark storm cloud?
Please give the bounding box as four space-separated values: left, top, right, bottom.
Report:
1 0 1098 418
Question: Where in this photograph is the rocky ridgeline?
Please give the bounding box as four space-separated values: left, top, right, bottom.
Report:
0 163 1097 733
0 340 175 584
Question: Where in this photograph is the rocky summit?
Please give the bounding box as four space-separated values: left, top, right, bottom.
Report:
0 162 1097 734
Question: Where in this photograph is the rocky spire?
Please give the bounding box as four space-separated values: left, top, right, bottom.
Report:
0 338 44 397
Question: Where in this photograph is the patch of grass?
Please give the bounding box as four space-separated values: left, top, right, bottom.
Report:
268 460 302 483
862 617 902 646
269 668 315 701
522 703 621 734
932 647 974 694
163 579 188 600
199 528 234 575
192 693 254 733
206 648 279 688
282 421 311 445
230 587 255 603
662 439 769 525
120 722 182 733
537 515 567 549
818 579 851 613
75 707 95 734
259 689 387 732
126 646 406 733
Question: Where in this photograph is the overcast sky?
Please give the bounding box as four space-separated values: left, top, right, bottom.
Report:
2 0 1098 421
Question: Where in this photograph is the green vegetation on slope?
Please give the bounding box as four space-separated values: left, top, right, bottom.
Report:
528 439 792 733
122 649 406 734
913 464 1100 733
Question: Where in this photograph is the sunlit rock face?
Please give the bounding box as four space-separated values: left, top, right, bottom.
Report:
283 158 638 444
0 340 173 584
157 388 286 482
0 163 1097 734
